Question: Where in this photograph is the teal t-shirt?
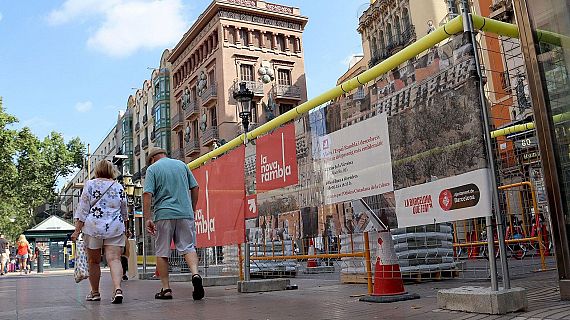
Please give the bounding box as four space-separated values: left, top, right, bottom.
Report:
143 157 198 221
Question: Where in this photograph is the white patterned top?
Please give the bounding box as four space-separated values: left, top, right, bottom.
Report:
74 179 128 239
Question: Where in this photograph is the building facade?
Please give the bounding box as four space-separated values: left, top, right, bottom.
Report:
168 0 308 163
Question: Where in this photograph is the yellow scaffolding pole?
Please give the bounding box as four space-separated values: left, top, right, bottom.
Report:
186 14 568 170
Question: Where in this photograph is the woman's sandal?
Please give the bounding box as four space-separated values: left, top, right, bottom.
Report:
86 291 101 301
111 288 123 304
155 288 173 300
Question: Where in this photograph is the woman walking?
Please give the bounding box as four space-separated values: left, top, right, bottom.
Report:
71 160 128 304
16 235 30 274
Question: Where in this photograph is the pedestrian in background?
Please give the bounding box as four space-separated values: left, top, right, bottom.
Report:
121 236 129 281
0 233 8 275
71 159 128 304
16 235 30 274
143 147 204 300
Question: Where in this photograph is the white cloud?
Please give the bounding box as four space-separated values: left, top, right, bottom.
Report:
75 101 93 112
20 117 55 129
48 0 188 58
342 53 364 68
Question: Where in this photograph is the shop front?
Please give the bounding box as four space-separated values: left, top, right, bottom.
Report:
512 0 570 299
24 215 75 270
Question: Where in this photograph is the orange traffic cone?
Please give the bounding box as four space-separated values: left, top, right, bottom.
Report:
360 230 419 303
307 238 318 268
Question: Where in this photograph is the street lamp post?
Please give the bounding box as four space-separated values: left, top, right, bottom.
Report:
122 173 135 238
233 81 254 281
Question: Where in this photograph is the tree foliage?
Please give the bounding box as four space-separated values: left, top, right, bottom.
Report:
0 105 85 241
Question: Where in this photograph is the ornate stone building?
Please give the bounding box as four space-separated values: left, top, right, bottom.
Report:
168 0 308 163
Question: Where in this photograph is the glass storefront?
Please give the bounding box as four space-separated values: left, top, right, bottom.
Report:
526 0 570 242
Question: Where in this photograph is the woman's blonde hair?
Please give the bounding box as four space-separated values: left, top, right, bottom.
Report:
17 234 28 246
94 159 119 179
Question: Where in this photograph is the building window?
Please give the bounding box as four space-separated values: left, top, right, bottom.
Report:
208 69 216 86
276 34 286 51
192 120 199 140
279 103 293 115
210 108 217 126
240 64 254 82
239 28 249 45
251 101 258 123
277 69 292 85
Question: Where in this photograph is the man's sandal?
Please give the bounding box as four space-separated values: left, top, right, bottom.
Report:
155 288 173 300
111 289 123 304
192 274 205 300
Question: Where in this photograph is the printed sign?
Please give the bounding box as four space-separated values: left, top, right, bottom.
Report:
245 194 258 219
318 113 394 204
395 168 492 227
256 123 299 192
193 146 246 247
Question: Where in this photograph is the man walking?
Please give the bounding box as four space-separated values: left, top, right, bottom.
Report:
143 147 204 300
0 233 9 275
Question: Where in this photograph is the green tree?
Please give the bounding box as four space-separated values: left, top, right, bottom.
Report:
0 104 85 241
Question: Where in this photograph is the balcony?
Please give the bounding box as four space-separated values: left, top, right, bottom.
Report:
201 83 217 105
201 126 219 145
184 100 199 119
142 137 149 149
172 148 184 160
184 139 200 156
369 51 391 68
135 122 141 132
143 114 148 124
134 144 141 156
273 84 302 100
235 81 264 96
171 113 184 130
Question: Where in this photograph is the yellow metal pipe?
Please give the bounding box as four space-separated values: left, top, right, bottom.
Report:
187 14 568 170
363 232 373 295
187 16 464 169
251 252 365 261
491 112 570 138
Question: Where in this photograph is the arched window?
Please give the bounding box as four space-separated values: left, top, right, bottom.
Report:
386 23 393 48
394 16 402 44
402 8 411 31
379 30 385 53
370 36 378 57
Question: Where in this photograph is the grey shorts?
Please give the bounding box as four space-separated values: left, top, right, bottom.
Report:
155 219 196 258
83 234 125 250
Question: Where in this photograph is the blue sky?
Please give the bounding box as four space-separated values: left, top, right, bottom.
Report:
0 0 366 149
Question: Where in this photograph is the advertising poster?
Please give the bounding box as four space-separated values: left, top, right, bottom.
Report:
394 168 492 227
192 145 245 247
318 113 393 204
256 123 299 192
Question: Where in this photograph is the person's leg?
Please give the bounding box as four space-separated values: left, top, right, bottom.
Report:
175 219 203 300
154 220 174 298
120 255 128 280
86 248 102 294
104 245 123 291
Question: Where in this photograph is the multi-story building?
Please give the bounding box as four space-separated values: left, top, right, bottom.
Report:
168 0 308 163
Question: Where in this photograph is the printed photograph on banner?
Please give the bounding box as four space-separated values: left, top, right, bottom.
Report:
318 113 393 205
192 145 246 247
256 123 299 192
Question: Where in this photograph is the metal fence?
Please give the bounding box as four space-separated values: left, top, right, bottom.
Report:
135 20 562 290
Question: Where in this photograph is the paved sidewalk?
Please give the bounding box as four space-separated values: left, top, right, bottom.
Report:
0 269 568 320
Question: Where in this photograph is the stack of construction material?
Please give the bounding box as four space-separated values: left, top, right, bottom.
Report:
340 224 458 283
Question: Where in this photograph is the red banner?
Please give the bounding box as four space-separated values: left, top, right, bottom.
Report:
192 145 245 247
245 194 258 219
256 123 299 192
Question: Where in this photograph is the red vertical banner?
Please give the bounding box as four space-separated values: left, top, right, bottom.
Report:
256 123 299 192
192 145 245 247
245 194 258 219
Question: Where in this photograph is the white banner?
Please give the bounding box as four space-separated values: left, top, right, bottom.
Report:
319 113 393 204
395 168 493 228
